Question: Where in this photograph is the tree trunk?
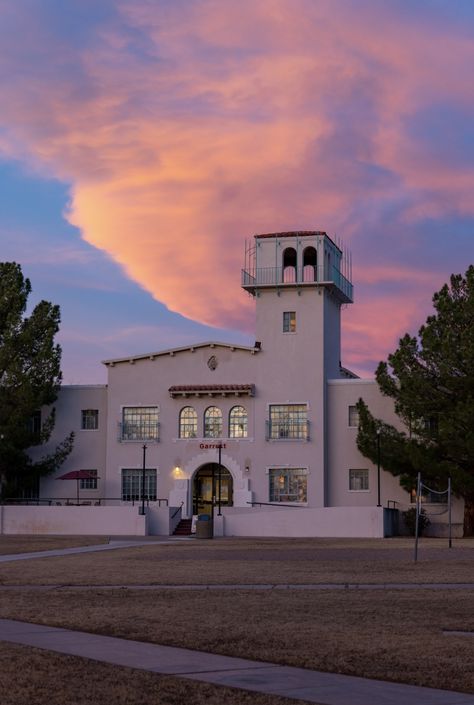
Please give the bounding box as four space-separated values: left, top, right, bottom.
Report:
463 495 474 537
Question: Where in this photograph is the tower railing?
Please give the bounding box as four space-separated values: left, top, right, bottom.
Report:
241 265 353 301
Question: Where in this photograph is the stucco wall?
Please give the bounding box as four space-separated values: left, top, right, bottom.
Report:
222 506 384 537
0 505 146 535
35 385 108 502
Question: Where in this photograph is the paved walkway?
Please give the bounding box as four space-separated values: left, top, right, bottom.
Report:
1 581 474 591
0 538 178 563
1 619 473 705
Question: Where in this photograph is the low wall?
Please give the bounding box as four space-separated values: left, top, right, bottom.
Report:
222 506 384 538
147 505 181 535
0 505 147 536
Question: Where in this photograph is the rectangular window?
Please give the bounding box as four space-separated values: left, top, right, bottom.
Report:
410 487 445 504
349 469 369 491
27 410 42 437
80 469 98 490
121 468 157 501
269 468 307 503
268 404 308 440
423 416 438 435
121 407 159 441
283 311 296 333
348 405 359 427
81 409 99 430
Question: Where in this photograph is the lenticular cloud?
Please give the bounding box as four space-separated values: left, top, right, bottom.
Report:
1 0 474 372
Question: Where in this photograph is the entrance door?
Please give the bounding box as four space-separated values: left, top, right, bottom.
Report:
192 463 233 516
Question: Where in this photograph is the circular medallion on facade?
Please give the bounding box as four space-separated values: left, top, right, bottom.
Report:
207 355 218 371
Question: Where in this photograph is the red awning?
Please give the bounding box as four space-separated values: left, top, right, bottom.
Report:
56 470 97 481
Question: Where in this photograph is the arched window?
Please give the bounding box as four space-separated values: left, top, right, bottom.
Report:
303 246 317 282
179 406 197 438
204 406 222 438
229 406 248 438
282 247 297 283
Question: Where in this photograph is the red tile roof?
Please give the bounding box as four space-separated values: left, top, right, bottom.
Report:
169 384 255 397
255 231 327 239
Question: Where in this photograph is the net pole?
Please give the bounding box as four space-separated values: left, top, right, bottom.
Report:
448 476 452 549
414 472 421 563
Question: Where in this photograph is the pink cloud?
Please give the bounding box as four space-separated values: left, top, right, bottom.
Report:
1 1 474 372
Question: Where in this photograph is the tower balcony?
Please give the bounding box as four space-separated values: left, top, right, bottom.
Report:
241 264 353 303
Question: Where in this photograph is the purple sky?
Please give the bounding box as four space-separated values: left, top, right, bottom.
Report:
1 0 474 383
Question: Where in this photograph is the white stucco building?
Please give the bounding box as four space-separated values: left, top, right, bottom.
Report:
4 231 461 537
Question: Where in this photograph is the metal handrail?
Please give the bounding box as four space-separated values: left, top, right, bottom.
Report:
241 265 353 300
1 496 169 507
246 501 303 509
171 501 184 519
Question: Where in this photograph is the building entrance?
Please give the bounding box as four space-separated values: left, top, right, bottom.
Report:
192 463 233 515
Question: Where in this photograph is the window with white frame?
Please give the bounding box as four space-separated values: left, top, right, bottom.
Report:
269 468 307 503
121 407 159 441
81 409 99 430
349 469 369 491
204 406 222 438
79 469 98 490
121 468 157 501
283 311 296 333
229 405 248 438
179 406 198 438
268 404 308 440
348 405 359 427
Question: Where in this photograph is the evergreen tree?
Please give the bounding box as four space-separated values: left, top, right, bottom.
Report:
356 265 474 535
0 263 73 497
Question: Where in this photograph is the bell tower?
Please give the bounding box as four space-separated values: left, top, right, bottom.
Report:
242 231 353 382
242 231 354 507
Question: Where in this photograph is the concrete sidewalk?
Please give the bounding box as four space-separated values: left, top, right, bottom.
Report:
0 538 177 563
1 619 473 705
1 581 474 591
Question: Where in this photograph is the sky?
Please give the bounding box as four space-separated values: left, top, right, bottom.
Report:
1 0 474 384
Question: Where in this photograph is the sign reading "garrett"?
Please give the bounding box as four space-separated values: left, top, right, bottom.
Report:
199 442 227 449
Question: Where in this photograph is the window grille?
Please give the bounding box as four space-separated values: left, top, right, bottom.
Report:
121 468 157 501
80 469 98 490
229 406 248 438
268 404 308 440
283 311 296 333
348 405 359 427
349 469 369 491
269 468 307 503
179 406 198 438
121 407 159 441
81 409 99 430
204 406 222 438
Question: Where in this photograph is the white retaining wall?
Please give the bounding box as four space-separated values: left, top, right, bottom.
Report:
0 505 147 536
221 506 384 538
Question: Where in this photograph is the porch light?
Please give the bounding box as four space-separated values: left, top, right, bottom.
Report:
173 466 182 477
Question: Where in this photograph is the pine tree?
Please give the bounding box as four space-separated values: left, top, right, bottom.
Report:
0 263 73 497
356 265 474 535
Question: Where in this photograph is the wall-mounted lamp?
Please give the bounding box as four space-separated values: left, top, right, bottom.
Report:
173 466 182 478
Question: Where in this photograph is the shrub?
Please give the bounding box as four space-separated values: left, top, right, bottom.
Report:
403 507 430 536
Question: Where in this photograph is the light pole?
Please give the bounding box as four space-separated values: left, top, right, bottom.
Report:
217 443 222 516
376 428 381 507
140 443 147 515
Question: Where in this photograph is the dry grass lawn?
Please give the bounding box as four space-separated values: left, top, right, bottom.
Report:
0 643 310 705
0 588 473 692
0 536 472 586
0 537 473 699
0 535 107 555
